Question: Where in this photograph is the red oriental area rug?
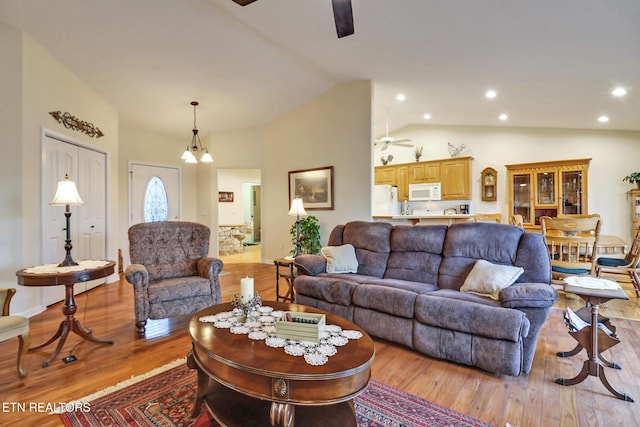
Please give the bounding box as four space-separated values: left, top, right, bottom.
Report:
60 359 495 427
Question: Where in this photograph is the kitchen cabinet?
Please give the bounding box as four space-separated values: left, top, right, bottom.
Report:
506 158 590 230
441 157 472 200
408 161 440 184
396 165 409 201
374 166 396 185
375 157 472 201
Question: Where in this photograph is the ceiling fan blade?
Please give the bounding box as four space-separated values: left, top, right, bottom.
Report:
231 0 258 5
380 144 389 151
332 0 354 38
394 143 414 148
392 139 412 144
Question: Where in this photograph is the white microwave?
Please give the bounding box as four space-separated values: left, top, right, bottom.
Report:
409 183 442 201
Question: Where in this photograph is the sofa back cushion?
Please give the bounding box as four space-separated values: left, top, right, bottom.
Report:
438 222 526 290
128 221 210 282
384 225 446 284
332 221 392 278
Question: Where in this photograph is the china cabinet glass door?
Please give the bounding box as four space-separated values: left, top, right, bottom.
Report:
561 170 583 215
512 174 531 224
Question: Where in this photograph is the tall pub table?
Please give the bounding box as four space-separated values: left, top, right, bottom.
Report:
16 260 116 367
556 279 634 401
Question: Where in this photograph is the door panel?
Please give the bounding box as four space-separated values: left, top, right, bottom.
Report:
42 134 107 304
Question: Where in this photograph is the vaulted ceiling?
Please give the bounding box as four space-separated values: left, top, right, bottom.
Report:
1 0 639 142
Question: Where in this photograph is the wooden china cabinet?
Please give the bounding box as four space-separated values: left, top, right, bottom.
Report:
506 158 590 230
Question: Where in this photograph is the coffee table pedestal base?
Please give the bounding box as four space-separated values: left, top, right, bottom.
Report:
202 382 356 427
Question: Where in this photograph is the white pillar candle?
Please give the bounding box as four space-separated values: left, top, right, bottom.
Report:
240 277 254 303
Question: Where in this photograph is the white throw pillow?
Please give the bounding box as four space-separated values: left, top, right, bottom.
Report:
460 259 524 300
321 244 359 273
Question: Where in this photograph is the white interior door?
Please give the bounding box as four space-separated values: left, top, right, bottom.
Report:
42 133 107 305
129 162 181 226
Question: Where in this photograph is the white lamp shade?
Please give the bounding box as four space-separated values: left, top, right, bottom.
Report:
181 148 192 160
184 151 198 163
288 198 307 216
50 176 84 206
200 151 214 162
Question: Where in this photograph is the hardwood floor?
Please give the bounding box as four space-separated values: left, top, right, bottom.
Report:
2 245 639 426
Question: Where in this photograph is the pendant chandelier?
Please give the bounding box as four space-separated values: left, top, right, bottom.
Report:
181 101 213 163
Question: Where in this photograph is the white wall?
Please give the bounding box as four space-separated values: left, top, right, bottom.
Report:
376 124 640 240
261 81 373 261
1 28 120 316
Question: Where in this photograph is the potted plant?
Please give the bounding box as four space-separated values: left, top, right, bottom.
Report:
289 215 321 255
623 172 640 189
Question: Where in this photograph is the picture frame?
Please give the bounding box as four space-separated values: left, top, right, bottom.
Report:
218 191 234 203
288 166 334 210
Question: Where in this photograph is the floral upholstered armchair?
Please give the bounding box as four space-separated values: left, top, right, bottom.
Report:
125 221 223 337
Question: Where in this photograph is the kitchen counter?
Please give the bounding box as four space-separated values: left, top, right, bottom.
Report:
372 214 474 225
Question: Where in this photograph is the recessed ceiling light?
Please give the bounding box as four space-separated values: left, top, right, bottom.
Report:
598 115 609 123
423 113 431 120
612 87 627 97
396 94 406 101
499 113 508 121
485 90 497 99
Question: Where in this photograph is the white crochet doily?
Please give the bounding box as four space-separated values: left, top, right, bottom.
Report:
199 307 362 366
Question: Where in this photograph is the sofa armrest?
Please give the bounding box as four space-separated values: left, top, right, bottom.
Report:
499 282 558 309
197 257 224 279
294 255 327 276
124 264 150 293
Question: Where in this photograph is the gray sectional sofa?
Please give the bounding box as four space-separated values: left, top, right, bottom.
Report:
293 221 557 376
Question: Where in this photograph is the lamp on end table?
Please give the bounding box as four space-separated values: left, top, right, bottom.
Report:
49 174 84 267
288 197 307 256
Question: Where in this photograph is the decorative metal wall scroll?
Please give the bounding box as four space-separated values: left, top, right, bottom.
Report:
49 111 104 138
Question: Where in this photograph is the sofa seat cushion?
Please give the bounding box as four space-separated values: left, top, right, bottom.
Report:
415 294 530 342
353 284 420 318
365 278 438 294
426 289 502 307
148 276 212 303
294 274 376 306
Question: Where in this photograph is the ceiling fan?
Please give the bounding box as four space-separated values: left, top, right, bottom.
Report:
374 116 413 151
231 0 355 38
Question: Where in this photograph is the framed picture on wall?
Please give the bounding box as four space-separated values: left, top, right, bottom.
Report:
218 191 234 202
288 166 334 210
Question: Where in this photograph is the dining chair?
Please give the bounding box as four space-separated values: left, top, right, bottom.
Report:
472 213 502 223
511 214 524 228
0 288 30 377
540 215 602 280
596 225 640 297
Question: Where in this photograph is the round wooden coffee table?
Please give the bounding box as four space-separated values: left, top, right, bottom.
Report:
188 302 375 427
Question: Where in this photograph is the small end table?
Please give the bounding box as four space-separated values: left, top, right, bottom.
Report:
274 257 296 302
556 280 633 402
16 260 116 367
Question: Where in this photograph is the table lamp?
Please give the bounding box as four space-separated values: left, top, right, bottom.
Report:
288 197 307 256
50 174 84 266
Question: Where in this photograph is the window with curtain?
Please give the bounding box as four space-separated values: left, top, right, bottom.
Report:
143 176 169 222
